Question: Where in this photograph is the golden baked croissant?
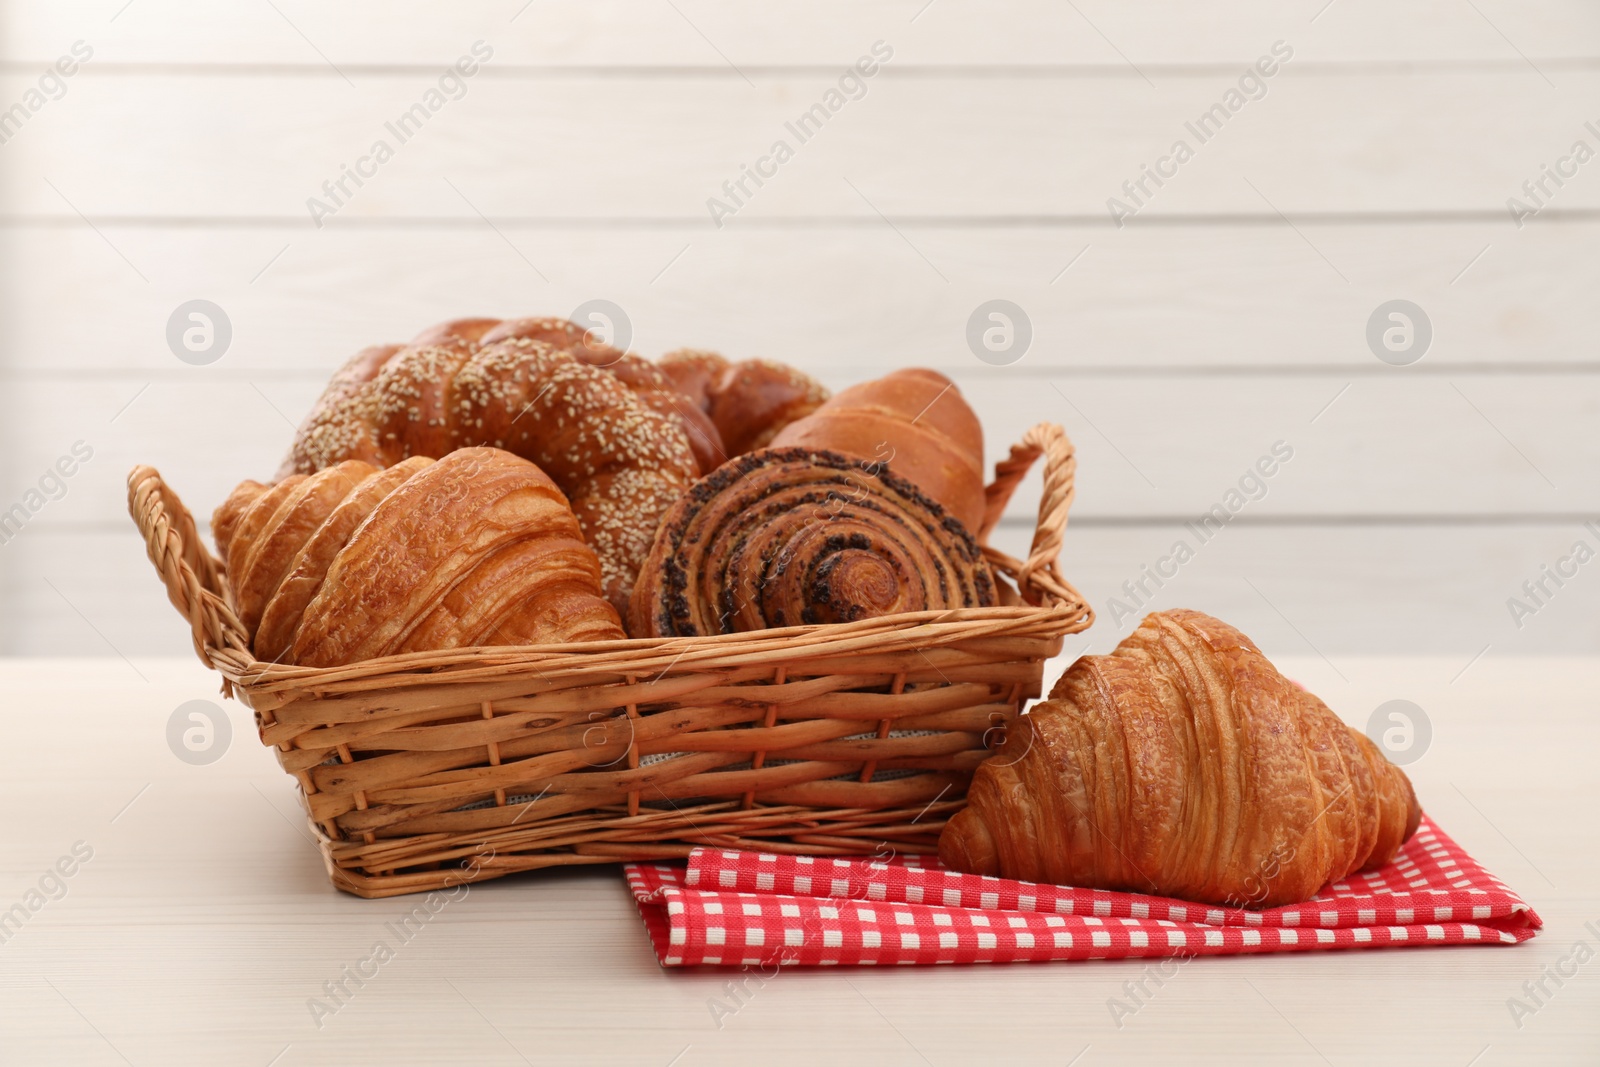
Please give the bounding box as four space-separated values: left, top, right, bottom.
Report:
658 349 830 457
278 317 700 616
940 609 1420 907
252 458 432 663
628 446 995 637
769 368 986 535
214 448 623 666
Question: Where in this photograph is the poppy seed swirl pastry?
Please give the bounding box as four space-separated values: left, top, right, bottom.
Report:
627 446 995 637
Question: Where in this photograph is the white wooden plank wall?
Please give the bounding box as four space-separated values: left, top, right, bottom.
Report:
1 1 1596 657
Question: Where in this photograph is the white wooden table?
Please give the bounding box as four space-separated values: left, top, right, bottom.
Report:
1 654 1594 1065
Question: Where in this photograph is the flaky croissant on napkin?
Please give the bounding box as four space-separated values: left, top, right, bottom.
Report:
940 609 1420 908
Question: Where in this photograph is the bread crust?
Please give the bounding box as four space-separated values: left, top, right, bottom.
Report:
279 319 702 615
289 448 623 666
770 368 985 535
940 609 1421 907
253 457 432 663
659 349 830 456
628 446 995 637
219 449 622 666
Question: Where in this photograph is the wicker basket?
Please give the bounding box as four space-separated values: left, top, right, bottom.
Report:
128 422 1091 898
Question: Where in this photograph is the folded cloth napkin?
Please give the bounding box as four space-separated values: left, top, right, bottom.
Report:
624 815 1540 967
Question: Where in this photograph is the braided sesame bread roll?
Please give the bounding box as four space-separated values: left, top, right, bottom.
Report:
409 316 501 352
479 316 616 363
628 447 995 637
279 319 701 616
448 338 697 615
482 318 727 474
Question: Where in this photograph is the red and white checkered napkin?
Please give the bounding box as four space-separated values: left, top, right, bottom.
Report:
623 816 1541 967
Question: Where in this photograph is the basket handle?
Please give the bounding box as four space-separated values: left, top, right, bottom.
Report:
977 422 1085 610
126 466 249 669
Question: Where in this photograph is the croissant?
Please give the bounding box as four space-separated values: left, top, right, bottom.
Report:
214 448 623 666
770 368 986 535
658 349 830 457
940 609 1420 907
212 477 269 565
628 446 995 637
252 457 433 663
278 317 701 616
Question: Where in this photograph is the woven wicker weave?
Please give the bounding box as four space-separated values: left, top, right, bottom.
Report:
128 422 1091 897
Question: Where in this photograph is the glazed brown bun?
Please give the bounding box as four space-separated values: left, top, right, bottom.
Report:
658 349 830 457
770 368 985 535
